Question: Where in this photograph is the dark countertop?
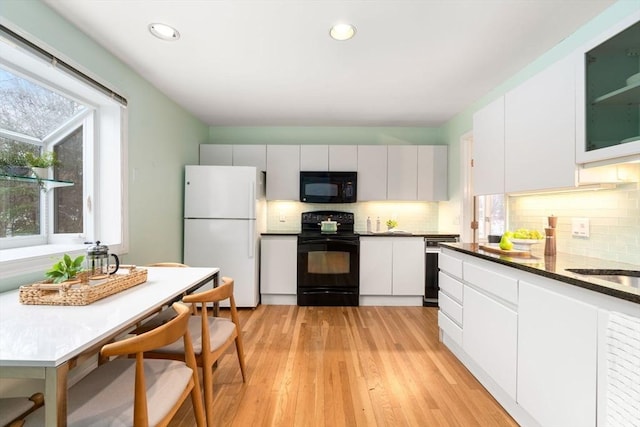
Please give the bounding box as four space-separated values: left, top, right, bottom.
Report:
441 243 639 304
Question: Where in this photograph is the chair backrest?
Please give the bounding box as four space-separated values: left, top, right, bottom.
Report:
182 277 239 355
100 302 198 425
182 277 236 314
147 262 189 268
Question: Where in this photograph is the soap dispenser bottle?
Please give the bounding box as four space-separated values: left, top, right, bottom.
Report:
376 217 381 232
366 217 372 233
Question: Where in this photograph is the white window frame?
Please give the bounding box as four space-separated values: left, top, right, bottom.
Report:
0 31 128 284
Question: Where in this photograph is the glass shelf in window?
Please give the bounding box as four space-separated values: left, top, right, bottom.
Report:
0 174 74 191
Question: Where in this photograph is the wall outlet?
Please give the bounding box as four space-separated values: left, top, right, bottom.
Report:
572 217 590 238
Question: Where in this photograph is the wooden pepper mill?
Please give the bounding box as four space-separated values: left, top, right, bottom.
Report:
545 215 557 256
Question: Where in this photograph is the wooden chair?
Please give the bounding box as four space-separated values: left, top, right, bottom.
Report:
0 393 44 427
147 262 189 268
143 277 246 426
23 303 206 427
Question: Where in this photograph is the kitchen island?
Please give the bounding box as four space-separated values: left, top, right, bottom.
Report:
437 243 639 427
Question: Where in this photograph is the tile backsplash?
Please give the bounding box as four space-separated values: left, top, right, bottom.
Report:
509 183 640 265
266 201 440 234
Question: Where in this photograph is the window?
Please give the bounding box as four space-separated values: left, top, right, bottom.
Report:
477 194 505 241
0 25 127 280
1 67 89 246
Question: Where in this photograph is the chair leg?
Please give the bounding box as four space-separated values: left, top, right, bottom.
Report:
189 378 207 427
235 335 247 382
203 365 215 427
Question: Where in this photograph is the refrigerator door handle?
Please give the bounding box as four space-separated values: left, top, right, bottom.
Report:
248 220 255 258
250 181 256 219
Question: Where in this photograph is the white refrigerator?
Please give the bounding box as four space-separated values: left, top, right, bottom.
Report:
183 165 265 307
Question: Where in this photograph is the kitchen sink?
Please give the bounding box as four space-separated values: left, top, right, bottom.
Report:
565 268 640 289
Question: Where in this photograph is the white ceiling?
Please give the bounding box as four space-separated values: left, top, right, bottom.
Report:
43 0 614 127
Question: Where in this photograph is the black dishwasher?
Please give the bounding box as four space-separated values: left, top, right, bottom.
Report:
424 236 459 307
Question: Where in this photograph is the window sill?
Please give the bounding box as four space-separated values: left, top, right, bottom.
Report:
0 244 87 285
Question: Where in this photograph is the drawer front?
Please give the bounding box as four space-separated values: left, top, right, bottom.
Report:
438 310 462 346
463 285 518 399
439 271 463 303
439 291 462 325
463 261 518 305
439 251 463 279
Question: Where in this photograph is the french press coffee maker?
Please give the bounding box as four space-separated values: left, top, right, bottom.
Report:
86 241 120 277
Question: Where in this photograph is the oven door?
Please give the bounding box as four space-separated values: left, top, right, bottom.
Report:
297 237 359 302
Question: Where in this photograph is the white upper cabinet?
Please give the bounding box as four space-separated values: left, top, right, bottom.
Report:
505 55 577 193
266 145 300 200
199 144 232 166
387 146 418 200
575 13 640 165
200 144 266 170
417 145 448 201
473 97 505 195
300 145 328 171
357 145 387 201
232 145 267 171
329 145 358 171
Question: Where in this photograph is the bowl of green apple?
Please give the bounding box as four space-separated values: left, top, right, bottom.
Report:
508 229 544 251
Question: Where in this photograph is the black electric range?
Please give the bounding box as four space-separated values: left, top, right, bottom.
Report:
297 211 359 306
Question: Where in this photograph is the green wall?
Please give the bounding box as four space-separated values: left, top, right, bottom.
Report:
1 0 209 288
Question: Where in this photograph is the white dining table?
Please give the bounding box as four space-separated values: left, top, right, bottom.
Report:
0 266 219 426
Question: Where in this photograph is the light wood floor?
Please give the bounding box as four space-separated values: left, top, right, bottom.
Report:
169 305 518 427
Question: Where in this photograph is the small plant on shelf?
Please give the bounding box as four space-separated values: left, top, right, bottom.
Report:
25 151 59 168
0 151 30 176
45 254 85 284
25 151 59 181
386 219 398 230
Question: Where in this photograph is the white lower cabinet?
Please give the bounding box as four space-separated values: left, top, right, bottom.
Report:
359 238 393 295
391 238 425 295
359 237 424 300
260 236 297 303
463 285 518 399
517 280 597 427
439 248 637 427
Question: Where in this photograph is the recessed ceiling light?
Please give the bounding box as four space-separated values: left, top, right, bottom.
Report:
330 23 356 41
148 23 180 41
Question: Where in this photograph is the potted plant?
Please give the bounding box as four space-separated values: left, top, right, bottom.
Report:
45 254 86 284
25 151 59 180
0 151 31 177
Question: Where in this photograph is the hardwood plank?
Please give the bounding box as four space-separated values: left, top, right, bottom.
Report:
169 305 518 427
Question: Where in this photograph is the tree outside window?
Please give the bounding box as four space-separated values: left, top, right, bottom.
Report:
0 67 87 242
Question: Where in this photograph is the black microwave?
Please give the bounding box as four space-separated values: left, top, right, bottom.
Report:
300 171 357 203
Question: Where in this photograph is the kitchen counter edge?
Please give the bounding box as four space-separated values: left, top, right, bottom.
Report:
440 243 639 304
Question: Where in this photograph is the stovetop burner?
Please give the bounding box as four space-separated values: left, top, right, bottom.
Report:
300 210 355 235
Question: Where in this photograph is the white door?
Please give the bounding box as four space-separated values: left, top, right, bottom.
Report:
185 166 256 219
184 219 259 307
